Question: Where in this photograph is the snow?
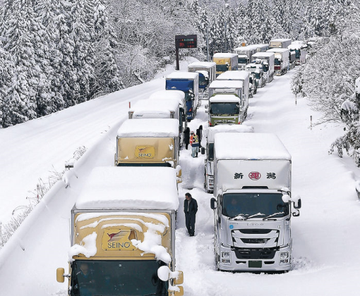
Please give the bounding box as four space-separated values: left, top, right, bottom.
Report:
75 167 179 210
209 94 240 103
116 117 179 137
166 71 199 80
130 98 181 119
209 79 244 88
214 133 291 160
1 59 360 295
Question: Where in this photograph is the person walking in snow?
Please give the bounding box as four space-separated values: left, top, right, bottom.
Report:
184 192 198 236
184 127 190 149
190 131 199 157
196 125 203 148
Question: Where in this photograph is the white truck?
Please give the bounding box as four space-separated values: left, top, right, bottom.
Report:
56 166 184 296
269 38 292 49
252 52 275 83
267 48 289 75
216 70 250 100
234 45 259 70
129 90 187 146
204 124 254 193
210 133 301 272
188 61 217 93
288 41 307 65
245 63 266 88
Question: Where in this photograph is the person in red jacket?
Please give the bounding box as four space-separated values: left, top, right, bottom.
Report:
190 131 199 157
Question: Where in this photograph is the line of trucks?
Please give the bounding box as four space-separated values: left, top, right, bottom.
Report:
56 38 306 293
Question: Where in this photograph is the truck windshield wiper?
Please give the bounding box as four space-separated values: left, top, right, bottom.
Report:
230 213 247 220
245 212 266 220
262 212 284 220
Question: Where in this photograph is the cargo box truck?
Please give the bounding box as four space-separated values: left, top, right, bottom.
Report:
114 118 180 172
267 48 289 75
252 52 275 83
210 133 301 272
203 124 254 193
213 53 238 76
165 72 199 121
56 166 184 296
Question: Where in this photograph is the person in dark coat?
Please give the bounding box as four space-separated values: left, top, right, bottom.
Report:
184 127 190 149
184 192 198 236
196 125 203 148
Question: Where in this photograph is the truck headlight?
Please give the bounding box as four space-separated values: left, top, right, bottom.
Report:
221 252 230 264
280 252 289 264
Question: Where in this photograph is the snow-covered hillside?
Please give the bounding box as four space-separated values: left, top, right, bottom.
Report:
1 61 360 296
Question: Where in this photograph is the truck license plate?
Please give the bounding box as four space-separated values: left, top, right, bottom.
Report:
249 261 262 268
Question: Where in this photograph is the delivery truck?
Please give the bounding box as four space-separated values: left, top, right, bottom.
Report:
213 53 238 76
267 48 289 75
269 38 291 49
165 72 199 121
203 124 254 193
206 80 249 126
56 166 184 296
216 70 250 100
114 118 180 171
128 91 187 146
187 61 216 92
234 45 259 70
252 52 275 83
210 133 301 272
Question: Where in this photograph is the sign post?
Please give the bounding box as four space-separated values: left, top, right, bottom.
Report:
175 35 197 70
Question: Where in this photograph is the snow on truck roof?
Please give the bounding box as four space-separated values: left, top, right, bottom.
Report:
188 61 216 69
213 53 237 58
267 48 289 53
207 124 254 142
130 98 181 118
117 118 179 137
217 71 249 80
252 52 275 58
75 167 179 210
210 94 240 103
148 90 185 101
214 133 291 160
166 71 199 80
209 80 243 89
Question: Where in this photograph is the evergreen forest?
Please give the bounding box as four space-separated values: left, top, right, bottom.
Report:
1 0 360 164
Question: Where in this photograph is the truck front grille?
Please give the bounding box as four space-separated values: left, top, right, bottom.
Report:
233 247 277 260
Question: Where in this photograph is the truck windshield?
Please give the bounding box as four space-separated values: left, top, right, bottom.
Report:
216 64 229 72
238 57 247 64
70 260 168 296
274 59 281 65
210 102 239 115
222 193 289 219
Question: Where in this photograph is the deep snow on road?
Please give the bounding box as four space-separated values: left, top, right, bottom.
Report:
1 62 360 296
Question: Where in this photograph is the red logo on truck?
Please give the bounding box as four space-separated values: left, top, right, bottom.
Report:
248 171 261 180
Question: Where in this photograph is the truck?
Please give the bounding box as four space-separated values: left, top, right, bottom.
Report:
187 61 216 93
206 80 248 126
267 48 289 75
288 41 307 65
210 133 301 272
269 38 291 49
114 118 180 173
234 45 259 70
252 52 275 83
203 124 254 193
212 53 238 76
165 71 199 121
245 63 266 88
216 70 250 100
56 166 184 296
129 90 187 146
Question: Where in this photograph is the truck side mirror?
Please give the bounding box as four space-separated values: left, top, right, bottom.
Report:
210 197 217 209
56 268 65 283
294 198 302 209
201 147 205 155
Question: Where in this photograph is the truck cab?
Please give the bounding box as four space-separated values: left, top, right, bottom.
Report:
203 125 254 193
210 133 301 272
165 71 199 121
56 166 184 296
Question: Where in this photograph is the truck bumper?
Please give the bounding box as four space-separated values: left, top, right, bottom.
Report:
217 244 292 272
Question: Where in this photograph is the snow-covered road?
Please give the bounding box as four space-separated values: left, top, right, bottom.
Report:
1 64 360 295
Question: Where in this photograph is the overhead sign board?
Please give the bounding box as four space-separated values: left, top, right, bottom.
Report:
175 35 197 49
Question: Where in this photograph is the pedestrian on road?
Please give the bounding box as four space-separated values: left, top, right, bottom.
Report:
190 131 199 157
184 127 190 149
196 125 203 148
184 192 198 236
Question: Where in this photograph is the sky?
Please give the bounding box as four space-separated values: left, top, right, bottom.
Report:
1 58 360 295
